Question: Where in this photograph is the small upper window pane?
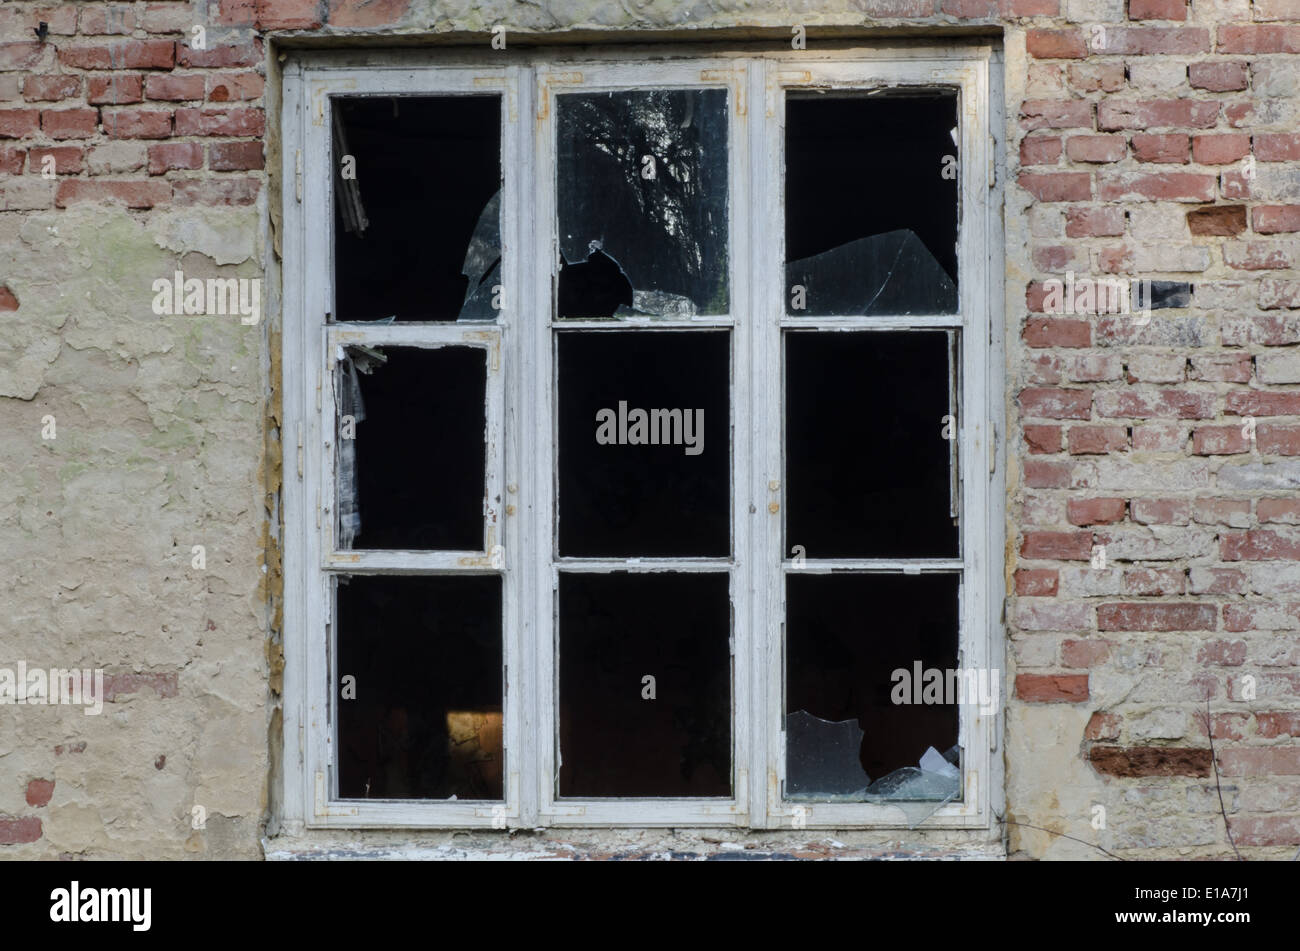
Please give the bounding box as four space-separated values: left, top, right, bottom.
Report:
332 96 502 322
556 89 730 319
785 92 958 316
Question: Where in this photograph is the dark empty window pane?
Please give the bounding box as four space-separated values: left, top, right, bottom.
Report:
558 331 729 557
337 574 503 800
339 346 486 550
786 573 960 800
333 96 501 322
785 94 958 315
559 572 731 798
785 331 958 558
557 89 729 318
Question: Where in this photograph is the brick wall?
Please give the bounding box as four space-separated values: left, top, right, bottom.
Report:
1 0 1297 858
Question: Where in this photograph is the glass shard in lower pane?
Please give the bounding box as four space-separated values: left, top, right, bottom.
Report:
336 574 503 801
559 572 732 798
785 573 962 806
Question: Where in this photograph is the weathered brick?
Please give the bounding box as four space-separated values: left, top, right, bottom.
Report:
1027 29 1087 59
174 107 265 137
22 75 81 102
27 146 82 175
145 74 206 102
1016 673 1090 702
1019 386 1093 419
1068 134 1126 163
1097 602 1217 630
1068 426 1128 455
1020 134 1062 166
1066 206 1125 237
57 41 175 71
1097 99 1219 130
1193 425 1251 455
1019 171 1092 202
1067 496 1127 523
1130 498 1190 524
40 108 98 140
1221 529 1300 560
25 778 54 807
1192 133 1249 165
208 140 264 171
1020 99 1093 130
87 74 143 105
1255 206 1300 234
147 141 202 174
171 178 260 205
1259 425 1300 455
1021 530 1095 559
1188 61 1248 92
1259 498 1300 523
0 108 41 138
1015 568 1060 596
102 109 172 139
1132 133 1189 164
1100 171 1217 202
55 179 170 209
1089 746 1211 777
0 816 42 844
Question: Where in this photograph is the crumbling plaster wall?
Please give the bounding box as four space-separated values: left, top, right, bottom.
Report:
1 0 1297 859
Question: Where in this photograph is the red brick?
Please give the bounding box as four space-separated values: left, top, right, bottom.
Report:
174 107 264 137
1257 712 1300 739
1015 568 1059 596
1062 638 1111 667
1095 389 1215 419
40 108 98 140
22 75 81 102
1256 133 1300 162
216 0 255 24
1222 168 1252 200
1258 424 1300 455
28 146 82 175
1067 497 1127 525
87 74 143 105
0 108 41 138
1089 746 1211 777
1006 0 1059 12
1254 206 1300 234
1207 713 1248 743
1130 498 1190 524
103 109 172 139
0 147 23 175
142 3 197 33
0 286 17 311
1188 61 1248 92
1020 135 1062 166
1218 25 1300 54
25 778 53 807
0 816 42 844
207 72 264 102
1019 171 1092 202
256 0 324 29
1226 392 1300 416
172 178 260 205
1067 134 1126 164
1219 748 1300 776
1131 133 1189 164
1095 27 1209 54
1024 425 1062 454
57 40 175 71
1020 99 1093 130
1016 673 1089 702
79 7 137 34
1189 354 1251 382
1027 29 1087 59
1068 63 1125 93
1223 603 1300 632
147 142 202 174
1019 386 1092 419
208 140 263 171
1021 530 1095 559
1129 0 1186 18
1123 567 1185 595
1023 318 1090 348
1025 459 1072 487
1259 499 1300 523
146 74 206 102
1068 426 1128 455
1221 529 1300 560
1066 206 1125 238
1193 425 1251 455
328 0 417 26
1086 712 1121 740
1191 134 1249 165
177 41 262 69
1187 205 1247 236
55 179 170 209
1098 99 1219 130
1097 602 1217 631
1100 171 1216 202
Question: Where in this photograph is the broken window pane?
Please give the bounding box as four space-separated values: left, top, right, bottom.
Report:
785 93 958 316
559 572 731 798
785 573 960 804
557 331 729 557
556 89 729 319
333 96 502 322
785 330 958 558
337 574 503 800
338 345 486 551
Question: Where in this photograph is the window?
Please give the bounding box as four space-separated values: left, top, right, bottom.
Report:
280 47 1003 833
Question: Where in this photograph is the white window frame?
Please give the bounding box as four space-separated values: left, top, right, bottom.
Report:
279 45 1004 834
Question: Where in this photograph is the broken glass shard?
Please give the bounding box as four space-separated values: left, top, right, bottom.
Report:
457 189 501 321
785 93 958 316
785 711 870 799
786 229 957 316
556 89 729 319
